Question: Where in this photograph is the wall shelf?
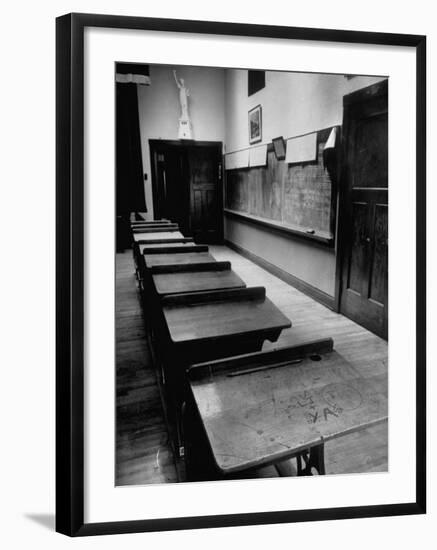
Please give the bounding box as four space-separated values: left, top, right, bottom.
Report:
224 208 334 246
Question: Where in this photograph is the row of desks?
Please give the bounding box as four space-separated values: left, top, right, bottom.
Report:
129 219 388 481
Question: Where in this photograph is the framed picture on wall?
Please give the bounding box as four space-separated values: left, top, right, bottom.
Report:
56 13 426 537
272 136 286 160
248 104 262 144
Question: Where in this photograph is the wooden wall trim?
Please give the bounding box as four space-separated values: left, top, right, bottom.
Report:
225 239 335 310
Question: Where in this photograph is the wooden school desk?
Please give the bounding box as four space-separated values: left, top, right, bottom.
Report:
131 223 179 233
132 233 191 266
145 251 215 270
133 242 198 282
130 219 170 226
137 242 204 254
138 252 219 313
161 286 291 363
142 262 246 352
140 252 217 284
159 286 291 453
133 230 185 243
142 244 210 264
135 245 210 282
184 338 388 481
130 220 172 226
151 262 246 296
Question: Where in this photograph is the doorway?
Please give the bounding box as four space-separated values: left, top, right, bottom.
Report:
337 80 388 340
149 140 223 243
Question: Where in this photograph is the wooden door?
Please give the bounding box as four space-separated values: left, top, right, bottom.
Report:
187 145 223 243
150 141 223 244
151 146 191 235
338 80 388 339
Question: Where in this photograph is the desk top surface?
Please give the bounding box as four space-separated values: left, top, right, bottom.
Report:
131 220 171 226
130 217 169 223
133 230 185 242
132 224 179 233
137 242 198 253
144 252 215 268
153 268 246 296
162 287 291 345
189 340 388 474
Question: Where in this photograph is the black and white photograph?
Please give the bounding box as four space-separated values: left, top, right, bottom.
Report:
115 63 389 486
0 0 432 545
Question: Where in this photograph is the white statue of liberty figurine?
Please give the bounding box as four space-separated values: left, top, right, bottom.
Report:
173 70 193 139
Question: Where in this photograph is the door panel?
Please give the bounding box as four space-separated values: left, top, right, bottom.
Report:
369 203 388 305
347 201 369 295
150 142 223 244
339 80 388 339
188 146 222 243
159 148 191 235
353 113 388 188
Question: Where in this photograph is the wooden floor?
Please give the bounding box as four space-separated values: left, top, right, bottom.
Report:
116 252 178 486
116 245 388 486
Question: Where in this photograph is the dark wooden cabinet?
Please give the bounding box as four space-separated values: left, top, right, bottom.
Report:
338 80 388 339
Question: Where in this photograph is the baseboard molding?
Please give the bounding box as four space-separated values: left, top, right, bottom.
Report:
225 239 335 310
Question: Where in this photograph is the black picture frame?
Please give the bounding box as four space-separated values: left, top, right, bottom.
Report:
56 13 426 537
272 136 286 160
248 104 262 144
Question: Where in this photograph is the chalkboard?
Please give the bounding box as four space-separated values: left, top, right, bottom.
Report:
225 170 249 213
225 127 338 241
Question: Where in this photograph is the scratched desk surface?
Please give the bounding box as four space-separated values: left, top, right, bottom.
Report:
152 265 246 296
133 230 185 242
188 340 388 474
162 287 291 345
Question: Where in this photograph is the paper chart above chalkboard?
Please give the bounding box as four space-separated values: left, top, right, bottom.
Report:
285 132 317 164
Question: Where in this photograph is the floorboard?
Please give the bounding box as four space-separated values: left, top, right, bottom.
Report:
116 251 178 486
